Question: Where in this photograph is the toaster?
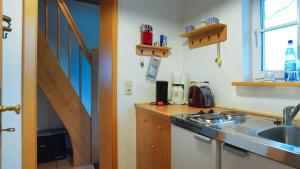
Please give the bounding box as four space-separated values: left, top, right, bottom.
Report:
188 85 214 108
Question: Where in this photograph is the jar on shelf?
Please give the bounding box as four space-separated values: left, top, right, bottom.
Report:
140 24 153 45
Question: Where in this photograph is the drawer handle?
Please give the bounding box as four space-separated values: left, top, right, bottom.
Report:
142 119 148 122
157 125 162 129
39 144 47 148
194 134 212 144
223 143 248 157
151 145 156 149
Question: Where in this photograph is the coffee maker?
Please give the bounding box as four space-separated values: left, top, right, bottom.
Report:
171 72 186 105
156 81 169 105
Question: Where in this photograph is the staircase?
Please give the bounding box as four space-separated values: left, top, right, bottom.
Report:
38 0 95 166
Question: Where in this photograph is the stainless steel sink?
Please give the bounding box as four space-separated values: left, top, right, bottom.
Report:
258 126 300 147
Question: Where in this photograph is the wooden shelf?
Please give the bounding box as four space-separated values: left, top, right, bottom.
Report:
180 23 227 49
232 81 300 87
136 44 171 57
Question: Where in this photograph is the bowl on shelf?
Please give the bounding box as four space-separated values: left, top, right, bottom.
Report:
184 25 195 33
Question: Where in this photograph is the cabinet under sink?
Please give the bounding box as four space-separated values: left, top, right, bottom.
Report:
171 124 296 169
221 143 295 169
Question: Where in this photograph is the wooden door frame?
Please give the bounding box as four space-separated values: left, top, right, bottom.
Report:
0 0 37 168
22 0 38 169
99 0 118 169
20 0 119 168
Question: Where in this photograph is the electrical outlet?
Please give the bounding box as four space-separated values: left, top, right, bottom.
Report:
124 81 133 96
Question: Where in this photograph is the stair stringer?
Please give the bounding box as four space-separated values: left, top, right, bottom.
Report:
37 31 92 166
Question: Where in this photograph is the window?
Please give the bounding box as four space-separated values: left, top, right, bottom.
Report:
261 0 298 71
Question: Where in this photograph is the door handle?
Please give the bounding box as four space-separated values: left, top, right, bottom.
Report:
194 134 212 144
0 105 21 114
223 143 248 157
0 128 15 132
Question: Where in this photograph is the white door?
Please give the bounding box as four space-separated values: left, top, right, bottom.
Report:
171 125 220 169
221 143 295 169
1 0 23 169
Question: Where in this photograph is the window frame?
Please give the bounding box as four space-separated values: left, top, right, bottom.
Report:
251 0 300 80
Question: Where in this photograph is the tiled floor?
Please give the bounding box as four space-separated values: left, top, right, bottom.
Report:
38 159 95 169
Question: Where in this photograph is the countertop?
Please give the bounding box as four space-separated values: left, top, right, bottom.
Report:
172 113 300 168
135 103 300 123
135 103 227 118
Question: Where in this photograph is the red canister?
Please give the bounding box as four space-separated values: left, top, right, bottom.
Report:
141 32 153 45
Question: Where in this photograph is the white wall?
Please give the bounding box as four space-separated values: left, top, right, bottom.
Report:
37 87 64 131
117 0 300 169
182 0 300 116
117 0 184 168
2 0 23 168
65 0 100 49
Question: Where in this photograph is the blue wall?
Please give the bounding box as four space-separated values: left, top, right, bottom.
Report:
38 0 100 115
65 0 100 49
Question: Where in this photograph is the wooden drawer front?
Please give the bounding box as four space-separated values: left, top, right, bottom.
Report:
137 128 155 169
137 111 154 131
137 127 170 169
154 117 170 139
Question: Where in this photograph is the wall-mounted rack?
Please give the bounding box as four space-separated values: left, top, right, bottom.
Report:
136 44 171 57
180 23 227 49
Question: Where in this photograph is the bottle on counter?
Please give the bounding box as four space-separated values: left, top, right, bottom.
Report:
284 40 298 81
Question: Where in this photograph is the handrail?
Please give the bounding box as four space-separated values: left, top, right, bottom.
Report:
56 0 92 64
43 0 93 111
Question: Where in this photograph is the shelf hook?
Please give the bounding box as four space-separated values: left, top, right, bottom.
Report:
2 15 12 39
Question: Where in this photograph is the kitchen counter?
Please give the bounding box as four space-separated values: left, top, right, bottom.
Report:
216 115 300 168
137 103 300 123
135 103 226 120
172 113 300 168
136 103 300 168
135 103 227 169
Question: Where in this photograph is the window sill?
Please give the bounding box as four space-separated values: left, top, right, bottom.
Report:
232 81 300 87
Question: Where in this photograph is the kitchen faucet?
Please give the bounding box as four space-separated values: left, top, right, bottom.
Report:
283 103 300 126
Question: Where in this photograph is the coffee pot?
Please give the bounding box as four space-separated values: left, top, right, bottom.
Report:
171 72 186 105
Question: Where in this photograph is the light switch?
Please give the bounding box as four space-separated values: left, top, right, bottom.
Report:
124 81 133 96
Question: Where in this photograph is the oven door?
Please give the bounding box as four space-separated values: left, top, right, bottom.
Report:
171 124 220 169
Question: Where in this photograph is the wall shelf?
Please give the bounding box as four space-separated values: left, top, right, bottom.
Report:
180 23 227 49
232 81 300 87
136 44 171 57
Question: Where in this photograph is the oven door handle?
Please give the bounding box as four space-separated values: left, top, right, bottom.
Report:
223 143 248 157
194 134 212 144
